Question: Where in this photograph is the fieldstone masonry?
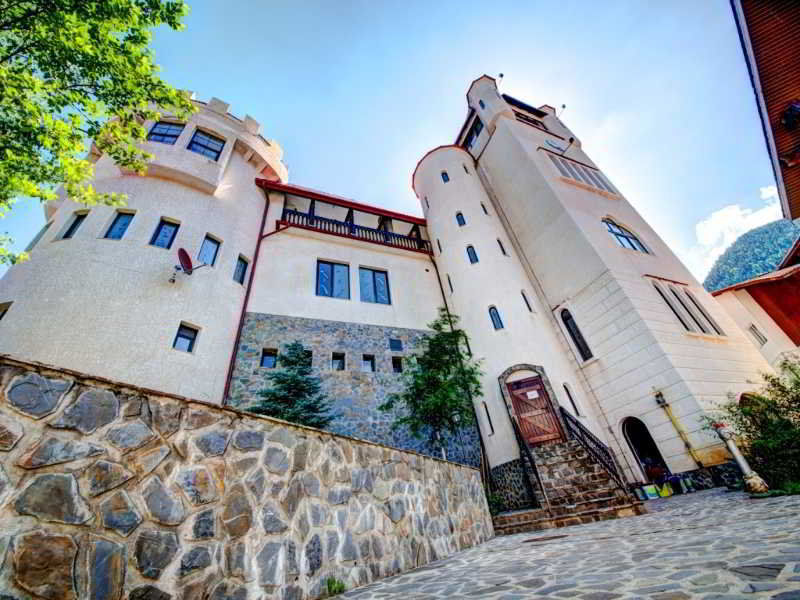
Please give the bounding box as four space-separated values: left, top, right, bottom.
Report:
0 356 493 599
229 313 482 468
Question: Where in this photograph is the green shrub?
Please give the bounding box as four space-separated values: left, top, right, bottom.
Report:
326 577 346 596
710 358 800 489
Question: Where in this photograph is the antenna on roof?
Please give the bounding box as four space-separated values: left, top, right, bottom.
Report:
497 73 504 88
557 103 566 118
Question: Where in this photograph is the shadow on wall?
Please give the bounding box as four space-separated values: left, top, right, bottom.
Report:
0 355 493 600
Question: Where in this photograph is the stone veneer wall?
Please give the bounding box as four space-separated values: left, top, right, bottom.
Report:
0 356 493 600
229 313 482 468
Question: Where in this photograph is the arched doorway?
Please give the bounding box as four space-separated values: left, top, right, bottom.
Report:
622 417 667 481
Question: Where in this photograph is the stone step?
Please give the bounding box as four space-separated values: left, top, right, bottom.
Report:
492 501 646 536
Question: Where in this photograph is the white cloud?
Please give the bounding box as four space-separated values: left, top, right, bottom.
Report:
681 185 782 281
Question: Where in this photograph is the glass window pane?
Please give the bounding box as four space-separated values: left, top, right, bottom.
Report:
359 268 375 303
333 263 349 299
374 271 390 304
174 326 197 352
106 213 133 240
63 213 87 239
152 221 178 248
198 237 220 265
361 355 375 372
317 262 332 296
234 258 248 284
547 154 570 177
261 349 277 368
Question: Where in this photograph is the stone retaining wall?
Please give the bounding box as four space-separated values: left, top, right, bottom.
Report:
0 356 493 600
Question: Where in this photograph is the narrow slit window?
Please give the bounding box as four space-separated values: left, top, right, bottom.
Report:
652 281 692 331
748 324 768 347
463 164 470 174
62 212 88 240
173 324 198 353
456 212 466 227
437 239 442 253
331 352 346 371
104 212 134 240
478 99 486 110
561 309 592 361
684 289 724 335
260 349 278 368
198 235 221 266
466 245 479 264
361 354 376 372
441 171 450 183
150 219 179 249
391 357 403 373
521 290 533 312
563 384 581 416
481 203 489 215
497 239 508 255
482 402 494 435
489 306 504 330
233 256 249 285
669 285 709 334
447 274 453 293
424 196 430 209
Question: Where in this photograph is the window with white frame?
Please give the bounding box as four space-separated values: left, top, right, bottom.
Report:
650 279 724 336
545 151 617 194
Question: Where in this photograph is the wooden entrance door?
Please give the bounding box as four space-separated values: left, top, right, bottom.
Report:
507 376 564 446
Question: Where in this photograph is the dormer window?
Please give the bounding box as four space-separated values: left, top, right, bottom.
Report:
147 121 184 145
188 129 225 161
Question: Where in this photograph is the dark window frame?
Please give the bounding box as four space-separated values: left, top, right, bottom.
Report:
187 128 226 161
482 402 494 435
441 171 450 183
447 274 454 293
603 219 649 253
198 234 221 266
147 121 185 145
561 308 593 361
489 306 504 330
62 212 88 240
331 352 346 371
260 348 278 368
497 239 508 255
456 212 466 227
361 354 376 372
233 256 249 285
316 260 350 299
104 211 134 240
466 245 479 264
521 290 533 312
481 203 489 215
358 267 391 305
563 383 581 416
150 219 180 249
173 324 198 353
391 356 403 373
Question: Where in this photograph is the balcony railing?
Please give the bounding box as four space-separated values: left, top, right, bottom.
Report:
280 208 432 254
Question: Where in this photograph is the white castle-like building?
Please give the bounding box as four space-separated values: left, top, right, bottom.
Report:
0 76 773 512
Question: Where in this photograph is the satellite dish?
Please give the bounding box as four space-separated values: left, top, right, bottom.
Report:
177 248 193 275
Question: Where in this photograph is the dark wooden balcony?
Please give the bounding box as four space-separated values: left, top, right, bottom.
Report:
280 208 432 254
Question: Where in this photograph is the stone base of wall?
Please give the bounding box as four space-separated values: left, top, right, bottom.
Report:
0 356 493 600
489 458 536 511
675 462 743 491
229 312 482 468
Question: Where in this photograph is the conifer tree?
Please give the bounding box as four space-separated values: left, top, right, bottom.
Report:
250 341 335 429
379 307 482 459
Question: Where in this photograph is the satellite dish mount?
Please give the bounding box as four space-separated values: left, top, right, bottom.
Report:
169 248 208 283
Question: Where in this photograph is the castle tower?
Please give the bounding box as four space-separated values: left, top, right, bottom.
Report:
414 76 773 500
0 97 287 402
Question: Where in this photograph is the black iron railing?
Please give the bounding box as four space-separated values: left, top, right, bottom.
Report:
560 406 625 487
509 418 543 510
281 208 432 254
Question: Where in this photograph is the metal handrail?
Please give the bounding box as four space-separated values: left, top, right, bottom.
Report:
559 406 625 487
509 418 544 510
281 209 432 253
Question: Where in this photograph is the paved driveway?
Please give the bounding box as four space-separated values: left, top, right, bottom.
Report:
342 489 800 599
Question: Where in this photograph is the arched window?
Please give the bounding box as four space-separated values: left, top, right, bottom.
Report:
441 171 450 183
456 212 466 227
561 309 592 361
489 306 504 330
466 245 479 264
603 218 648 253
563 383 581 416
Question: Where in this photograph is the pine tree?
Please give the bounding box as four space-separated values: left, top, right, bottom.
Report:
379 307 483 459
250 341 335 429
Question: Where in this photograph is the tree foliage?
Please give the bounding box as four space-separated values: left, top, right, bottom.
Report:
250 341 336 430
703 219 800 292
0 0 196 264
379 307 482 458
709 358 800 489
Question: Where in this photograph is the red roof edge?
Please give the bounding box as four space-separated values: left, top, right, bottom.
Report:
255 179 426 226
711 264 800 296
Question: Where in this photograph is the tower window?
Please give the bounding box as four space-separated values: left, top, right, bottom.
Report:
104 212 134 240
748 324 768 347
482 402 494 435
188 129 225 161
447 274 453 293
317 261 350 299
464 117 484 149
478 99 486 110
150 219 179 249
198 235 221 266
561 309 592 361
497 239 508 255
261 349 278 368
441 171 450 183
521 290 533 313
466 245 479 264
603 219 648 253
147 121 184 145
489 306 504 330
361 354 376 372
424 196 430 209
389 338 403 351
331 352 346 371
359 267 390 304
437 239 442 253
233 256 249 285
61 212 88 240
173 324 198 353
463 164 470 174
563 384 581 416
392 357 403 373
456 212 466 227
481 203 489 215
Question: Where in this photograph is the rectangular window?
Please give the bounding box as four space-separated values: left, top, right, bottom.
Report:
546 151 616 194
748 324 768 347
188 129 225 161
361 354 376 372
316 261 350 299
147 121 185 144
198 235 221 266
173 324 198 353
392 357 403 373
359 267 390 304
331 352 345 371
260 349 278 368
389 338 403 351
104 212 134 240
150 219 179 249
26 221 53 251
464 117 484 149
62 212 87 240
233 256 249 285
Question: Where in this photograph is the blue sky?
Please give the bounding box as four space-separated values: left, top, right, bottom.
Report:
2 0 780 279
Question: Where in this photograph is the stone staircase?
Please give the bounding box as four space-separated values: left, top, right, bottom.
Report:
493 440 645 535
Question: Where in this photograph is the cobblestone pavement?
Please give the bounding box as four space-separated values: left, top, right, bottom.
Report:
340 489 800 599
